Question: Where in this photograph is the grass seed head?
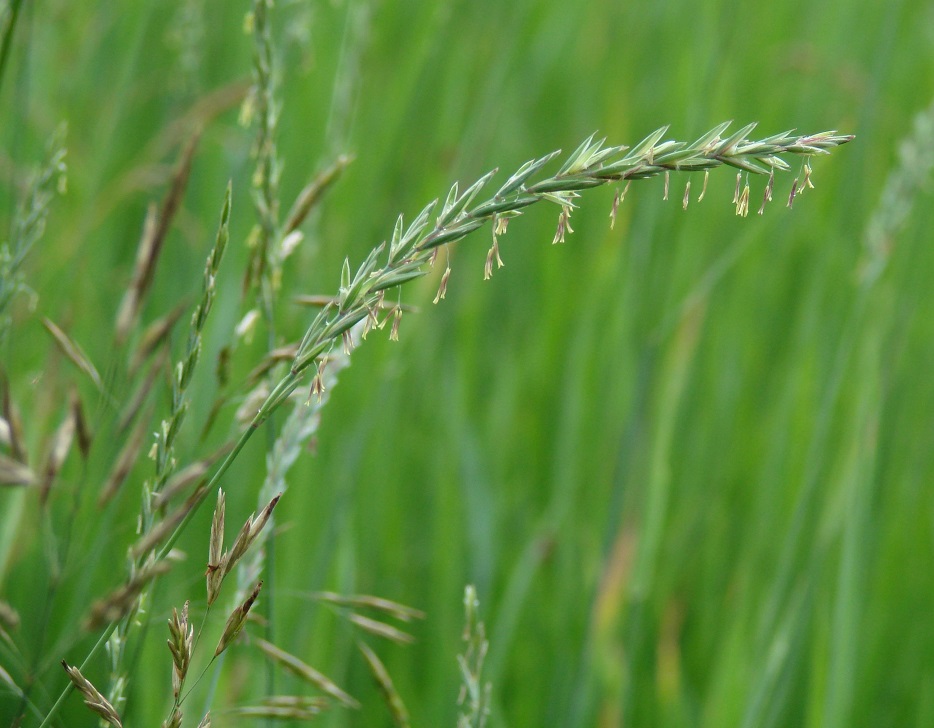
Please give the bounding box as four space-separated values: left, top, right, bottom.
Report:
215 580 263 657
61 661 123 728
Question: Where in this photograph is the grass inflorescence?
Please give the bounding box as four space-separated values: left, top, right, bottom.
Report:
2 2 879 726
23 120 851 728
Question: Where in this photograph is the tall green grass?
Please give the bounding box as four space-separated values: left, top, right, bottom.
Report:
1 0 932 726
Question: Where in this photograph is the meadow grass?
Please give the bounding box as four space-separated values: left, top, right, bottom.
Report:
1 1 932 727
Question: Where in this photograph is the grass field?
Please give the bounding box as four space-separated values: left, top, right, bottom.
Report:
1 0 933 726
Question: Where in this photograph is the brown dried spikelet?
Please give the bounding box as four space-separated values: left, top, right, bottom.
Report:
61 661 123 728
215 580 263 657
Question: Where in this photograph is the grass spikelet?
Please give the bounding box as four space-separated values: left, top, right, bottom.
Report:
129 301 189 375
98 407 152 507
283 154 354 235
61 661 123 728
162 707 183 728
0 372 26 462
152 443 232 509
130 486 205 558
348 613 415 644
114 130 202 344
0 599 20 630
0 452 35 486
152 184 232 490
221 492 281 579
85 555 174 630
167 601 193 699
116 352 164 433
243 0 282 301
357 640 410 728
38 407 75 504
253 636 360 709
206 488 226 605
69 387 92 460
214 580 262 657
457 585 491 728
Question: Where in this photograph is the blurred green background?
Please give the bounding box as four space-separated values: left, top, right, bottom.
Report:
2 0 934 726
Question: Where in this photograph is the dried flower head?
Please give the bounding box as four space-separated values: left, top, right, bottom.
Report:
61 661 123 728
167 601 193 698
215 580 263 657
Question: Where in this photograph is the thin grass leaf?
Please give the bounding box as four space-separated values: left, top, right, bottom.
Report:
369 266 428 293
283 153 353 235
